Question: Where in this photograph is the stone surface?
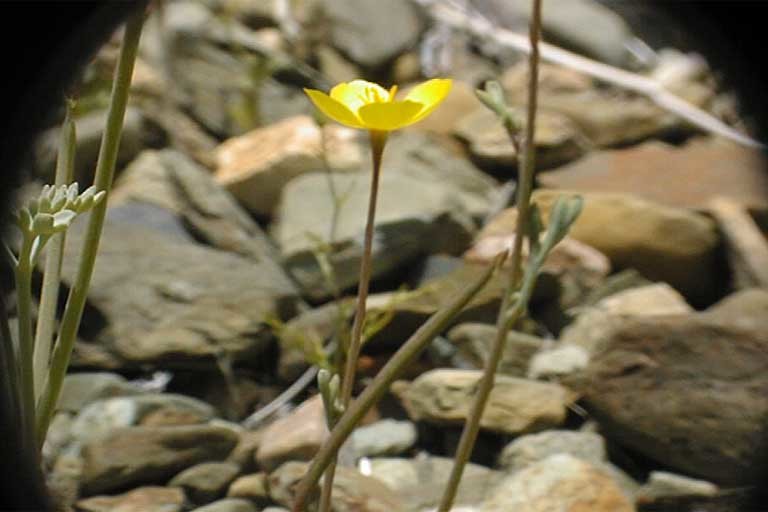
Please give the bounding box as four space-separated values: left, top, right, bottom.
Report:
191 498 258 512
75 486 186 512
709 198 768 289
227 429 263 471
215 116 362 216
60 211 300 368
58 372 142 414
480 454 635 512
368 454 502 511
704 288 768 332
636 471 718 503
350 419 417 458
255 395 328 471
226 473 270 506
569 314 768 485
498 430 607 473
527 344 590 380
321 0 422 68
560 283 693 353
484 189 719 300
539 138 768 211
455 107 589 170
395 369 571 434
410 80 480 136
81 425 239 495
71 394 215 444
268 461 405 511
446 323 547 377
273 132 499 299
169 461 241 504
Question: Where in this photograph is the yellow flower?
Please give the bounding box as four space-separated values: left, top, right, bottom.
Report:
304 78 452 132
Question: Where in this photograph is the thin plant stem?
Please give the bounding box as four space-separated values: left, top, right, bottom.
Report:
32 101 76 403
291 253 503 512
35 9 145 446
437 0 542 509
15 236 36 444
318 129 387 512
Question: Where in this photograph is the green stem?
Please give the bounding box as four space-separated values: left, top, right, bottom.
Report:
14 235 36 447
33 102 76 403
35 9 145 446
291 254 503 512
437 0 542 509
318 129 387 512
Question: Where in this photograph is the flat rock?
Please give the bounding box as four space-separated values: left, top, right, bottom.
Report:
61 212 300 368
58 372 142 414
226 473 270 506
527 344 589 380
75 486 186 512
191 498 258 512
255 395 328 471
81 425 239 495
539 138 768 211
169 461 242 504
498 430 607 473
350 419 417 458
321 0 422 68
568 314 768 485
480 454 635 512
215 116 362 216
394 369 571 435
704 288 768 332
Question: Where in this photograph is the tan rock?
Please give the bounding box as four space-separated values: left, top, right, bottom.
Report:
227 473 270 505
75 486 186 512
215 115 362 216
255 395 328 470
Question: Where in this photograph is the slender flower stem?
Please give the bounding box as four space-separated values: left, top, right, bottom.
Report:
291 254 503 512
318 129 387 512
437 1 542 510
35 9 144 446
33 102 76 403
15 236 36 444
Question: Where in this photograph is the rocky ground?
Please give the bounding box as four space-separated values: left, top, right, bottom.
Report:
24 1 768 511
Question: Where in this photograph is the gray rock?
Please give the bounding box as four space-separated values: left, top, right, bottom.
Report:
81 425 239 495
71 393 215 444
527 344 589 380
447 323 547 377
75 486 186 512
60 212 301 368
191 498 258 512
498 430 607 473
58 372 142 414
321 0 422 68
350 419 417 458
704 288 768 332
170 461 242 504
480 454 635 512
394 369 571 435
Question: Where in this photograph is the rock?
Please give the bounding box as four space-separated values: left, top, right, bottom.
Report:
35 107 158 184
709 198 768 289
527 344 589 379
226 473 270 506
111 149 284 264
316 45 361 84
215 115 362 216
75 486 186 512
169 461 241 504
501 62 705 147
350 419 417 458
569 314 768 485
255 395 328 471
454 107 589 171
71 394 215 444
367 454 502 511
227 430 263 471
510 189 719 300
474 0 634 66
273 132 499 299
446 323 547 377
60 212 300 368
498 430 607 473
636 471 718 503
704 288 768 332
538 138 768 211
411 80 488 136
269 461 405 511
321 0 422 68
81 425 239 495
58 372 142 414
480 454 635 512
394 369 571 434
191 498 258 512
204 0 278 28
561 283 693 353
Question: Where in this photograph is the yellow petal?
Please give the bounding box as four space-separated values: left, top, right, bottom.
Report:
330 80 390 113
303 88 364 128
357 100 424 131
404 78 453 123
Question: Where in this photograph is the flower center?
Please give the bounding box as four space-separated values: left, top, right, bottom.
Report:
360 85 399 105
